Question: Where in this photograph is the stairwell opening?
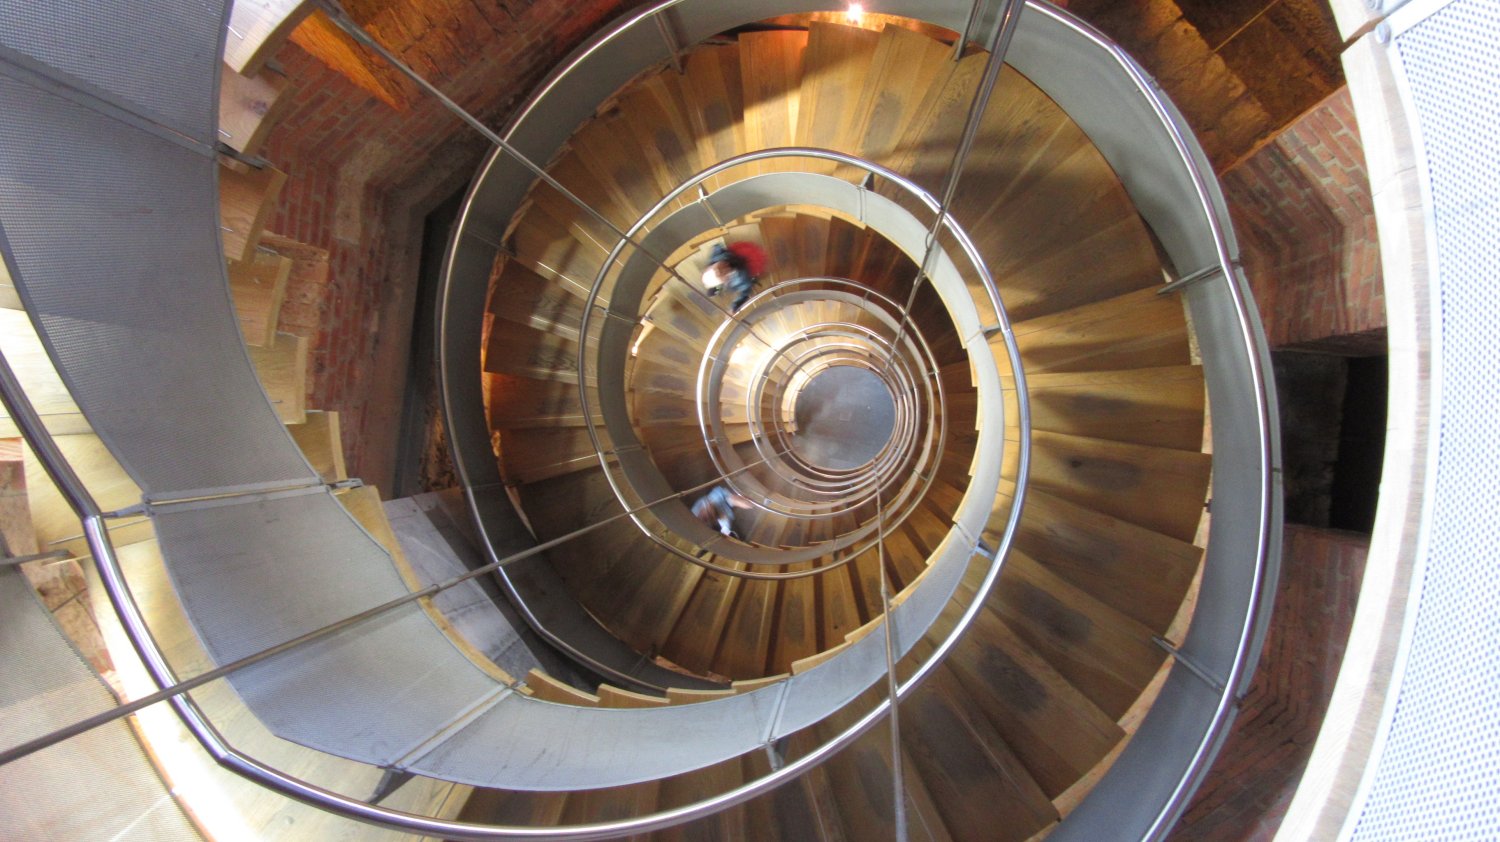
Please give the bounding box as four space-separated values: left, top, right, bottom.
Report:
791 365 897 470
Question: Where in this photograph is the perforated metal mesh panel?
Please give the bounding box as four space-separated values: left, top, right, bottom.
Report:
0 568 200 840
0 0 224 141
0 75 316 496
1351 1 1500 838
152 491 501 766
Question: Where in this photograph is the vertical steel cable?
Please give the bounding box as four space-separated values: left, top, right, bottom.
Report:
875 485 909 842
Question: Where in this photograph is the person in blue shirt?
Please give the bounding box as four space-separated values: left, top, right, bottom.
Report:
691 484 753 539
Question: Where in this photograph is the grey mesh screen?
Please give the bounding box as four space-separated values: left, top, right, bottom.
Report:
0 74 317 496
0 0 225 142
151 490 501 766
0 567 201 840
1351 1 1500 838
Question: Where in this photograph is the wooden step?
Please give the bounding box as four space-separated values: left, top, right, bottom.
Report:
768 561 819 673
597 684 672 709
619 72 712 204
506 193 611 303
219 162 287 264
1007 287 1191 375
1013 488 1202 634
609 554 705 657
525 668 600 706
886 49 990 192
1023 429 1209 543
217 64 291 157
739 30 808 177
456 786 568 830
817 695 956 842
661 559 746 674
654 756 749 841
740 733 849 841
1005 365 1206 451
712 574 779 679
486 259 589 341
0 309 88 438
247 331 308 424
287 409 346 482
484 321 589 384
570 111 677 232
22 434 153 560
900 667 1058 841
989 550 1167 720
486 373 598 429
794 23 881 177
849 25 958 174
223 0 315 75
562 780 660 842
227 248 292 347
678 45 747 192
940 595 1123 797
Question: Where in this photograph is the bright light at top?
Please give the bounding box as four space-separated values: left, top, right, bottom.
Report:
846 3 864 24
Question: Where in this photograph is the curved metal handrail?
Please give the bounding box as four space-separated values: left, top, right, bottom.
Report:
700 293 939 518
0 1 1042 840
1022 6 1279 837
571 148 995 575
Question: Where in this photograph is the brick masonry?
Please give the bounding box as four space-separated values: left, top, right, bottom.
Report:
1223 87 1387 352
1170 525 1370 841
259 0 634 488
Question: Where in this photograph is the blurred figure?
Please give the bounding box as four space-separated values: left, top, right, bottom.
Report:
702 241 766 314
692 485 753 538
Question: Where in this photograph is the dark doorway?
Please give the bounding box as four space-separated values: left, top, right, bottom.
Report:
1273 350 1386 533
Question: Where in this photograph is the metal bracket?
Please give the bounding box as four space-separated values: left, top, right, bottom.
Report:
764 736 790 772
653 11 684 75
1158 262 1232 296
981 323 1004 339
697 185 725 229
0 549 70 568
215 141 271 170
368 768 415 804
1153 636 1228 694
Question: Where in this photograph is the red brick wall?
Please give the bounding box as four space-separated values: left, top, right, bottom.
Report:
1170 525 1369 841
1223 88 1386 351
255 0 635 486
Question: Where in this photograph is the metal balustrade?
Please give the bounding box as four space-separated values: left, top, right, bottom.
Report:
0 0 1282 838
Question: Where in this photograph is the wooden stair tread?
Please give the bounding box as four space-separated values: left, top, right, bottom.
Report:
217 64 291 157
223 0 314 75
941 597 1123 797
989 550 1167 720
739 30 808 177
219 163 287 264
1015 488 1202 634
1005 365 1207 452
1007 286 1192 375
287 410 346 482
525 668 599 706
901 668 1058 841
247 331 308 424
227 248 293 347
597 684 671 708
1022 429 1210 543
0 309 87 438
486 373 598 429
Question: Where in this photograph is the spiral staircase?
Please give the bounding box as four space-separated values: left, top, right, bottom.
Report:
0 1 1282 841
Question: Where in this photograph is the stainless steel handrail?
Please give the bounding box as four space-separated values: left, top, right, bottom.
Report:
1022 5 1279 836
573 148 997 574
0 349 796 766
703 300 937 516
